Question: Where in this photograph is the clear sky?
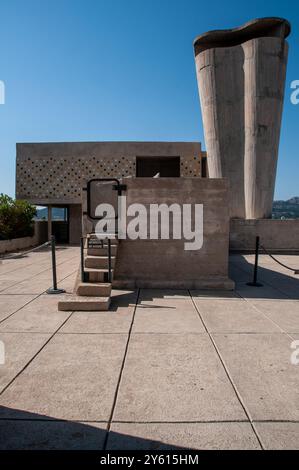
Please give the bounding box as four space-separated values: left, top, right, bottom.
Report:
0 0 298 200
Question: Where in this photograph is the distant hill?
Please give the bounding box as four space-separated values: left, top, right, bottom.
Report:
272 197 299 219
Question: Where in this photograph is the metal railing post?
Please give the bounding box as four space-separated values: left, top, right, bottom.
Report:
247 236 263 287
108 238 112 283
80 237 85 283
46 236 66 294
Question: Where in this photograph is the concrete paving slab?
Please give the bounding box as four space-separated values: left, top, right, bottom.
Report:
269 286 299 300
133 299 205 333
138 297 196 309
107 422 261 450
229 267 250 283
55 273 77 293
0 256 50 275
60 307 134 334
111 289 139 304
0 262 52 281
2 278 56 295
193 298 281 333
258 273 299 296
0 296 71 333
0 279 25 292
0 332 51 393
248 299 299 333
1 259 79 295
213 333 299 421
114 333 246 422
60 289 137 334
1 249 298 450
0 333 127 421
235 283 289 300
0 295 36 322
255 422 299 450
0 419 107 450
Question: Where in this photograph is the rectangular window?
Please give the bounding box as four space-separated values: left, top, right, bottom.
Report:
136 157 180 177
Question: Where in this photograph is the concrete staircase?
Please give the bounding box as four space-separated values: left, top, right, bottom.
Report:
58 234 117 311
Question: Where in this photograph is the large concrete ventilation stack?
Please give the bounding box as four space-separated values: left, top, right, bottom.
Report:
194 17 291 219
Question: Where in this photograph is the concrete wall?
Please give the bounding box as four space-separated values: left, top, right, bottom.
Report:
16 142 204 206
108 178 234 289
194 18 290 219
0 220 48 254
230 219 299 252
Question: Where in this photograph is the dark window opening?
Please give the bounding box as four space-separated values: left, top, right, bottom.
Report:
201 157 207 178
136 157 180 177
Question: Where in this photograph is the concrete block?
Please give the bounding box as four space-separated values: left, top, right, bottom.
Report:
58 295 110 311
85 256 116 269
76 282 111 297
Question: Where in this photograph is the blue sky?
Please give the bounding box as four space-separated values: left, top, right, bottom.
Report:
0 0 298 199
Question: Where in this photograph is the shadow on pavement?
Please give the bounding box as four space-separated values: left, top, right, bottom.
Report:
230 255 299 300
0 406 187 450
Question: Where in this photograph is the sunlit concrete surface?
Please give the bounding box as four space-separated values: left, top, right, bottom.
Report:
0 247 299 449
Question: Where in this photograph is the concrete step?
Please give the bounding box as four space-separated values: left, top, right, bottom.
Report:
85 255 116 269
58 296 110 311
77 282 112 297
85 268 114 282
87 245 118 256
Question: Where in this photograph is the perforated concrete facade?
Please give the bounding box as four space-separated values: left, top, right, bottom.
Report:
16 142 205 205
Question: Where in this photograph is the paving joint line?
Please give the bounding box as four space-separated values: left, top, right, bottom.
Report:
0 269 78 326
0 253 80 294
232 257 295 300
0 310 75 398
1 417 299 424
103 288 140 450
231 258 299 340
242 297 296 341
189 289 265 450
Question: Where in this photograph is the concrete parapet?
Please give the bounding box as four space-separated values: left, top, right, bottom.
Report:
111 178 234 289
230 218 299 253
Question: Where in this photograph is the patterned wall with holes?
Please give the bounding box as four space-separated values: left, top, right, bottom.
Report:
16 143 204 204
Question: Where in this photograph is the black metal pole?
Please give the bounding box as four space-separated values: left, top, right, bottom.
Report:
46 236 66 294
52 236 58 290
81 237 85 282
108 238 112 282
247 236 263 287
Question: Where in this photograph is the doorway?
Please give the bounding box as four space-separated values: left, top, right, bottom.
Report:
51 207 69 244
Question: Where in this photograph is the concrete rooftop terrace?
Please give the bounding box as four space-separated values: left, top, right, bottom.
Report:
0 246 299 450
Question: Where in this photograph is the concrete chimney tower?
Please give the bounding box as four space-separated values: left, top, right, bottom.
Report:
194 17 291 219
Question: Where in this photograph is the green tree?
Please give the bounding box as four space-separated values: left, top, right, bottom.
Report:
0 194 36 240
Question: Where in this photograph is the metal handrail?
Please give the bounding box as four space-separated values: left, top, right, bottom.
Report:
80 235 114 283
247 235 299 287
86 178 121 220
